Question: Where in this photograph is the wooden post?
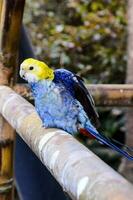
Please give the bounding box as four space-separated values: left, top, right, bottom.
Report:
0 0 25 199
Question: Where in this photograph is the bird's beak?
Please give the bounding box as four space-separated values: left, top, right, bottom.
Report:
20 69 26 79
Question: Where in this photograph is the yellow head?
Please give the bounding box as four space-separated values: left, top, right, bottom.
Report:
20 58 54 83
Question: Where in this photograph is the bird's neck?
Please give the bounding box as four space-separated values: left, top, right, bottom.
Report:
30 80 54 98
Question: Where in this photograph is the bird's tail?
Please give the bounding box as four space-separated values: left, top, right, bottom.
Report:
85 124 133 160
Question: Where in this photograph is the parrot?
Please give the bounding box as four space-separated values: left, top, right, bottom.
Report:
20 58 133 160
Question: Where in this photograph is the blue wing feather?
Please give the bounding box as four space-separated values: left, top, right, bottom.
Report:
54 69 100 127
54 68 133 160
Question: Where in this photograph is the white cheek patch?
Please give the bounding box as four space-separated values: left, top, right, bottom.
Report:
26 73 39 83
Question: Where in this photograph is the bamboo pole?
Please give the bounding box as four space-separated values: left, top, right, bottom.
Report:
0 86 133 200
0 0 25 199
88 84 133 106
0 0 25 70
14 83 133 107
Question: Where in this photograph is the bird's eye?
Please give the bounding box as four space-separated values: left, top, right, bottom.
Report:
29 66 34 70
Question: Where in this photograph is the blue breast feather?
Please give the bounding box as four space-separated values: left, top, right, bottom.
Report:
30 74 90 134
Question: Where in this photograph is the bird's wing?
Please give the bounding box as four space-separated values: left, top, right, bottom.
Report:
54 69 133 160
54 69 100 127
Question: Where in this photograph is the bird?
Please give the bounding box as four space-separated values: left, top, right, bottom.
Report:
20 58 133 160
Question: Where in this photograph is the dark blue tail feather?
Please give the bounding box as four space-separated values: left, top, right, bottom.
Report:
85 124 133 160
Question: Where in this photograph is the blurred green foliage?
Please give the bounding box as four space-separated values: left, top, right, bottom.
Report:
23 0 127 165
24 0 127 84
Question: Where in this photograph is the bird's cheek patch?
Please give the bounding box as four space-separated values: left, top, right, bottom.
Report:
26 73 39 83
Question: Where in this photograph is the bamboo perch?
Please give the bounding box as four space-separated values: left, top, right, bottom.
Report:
0 86 133 200
0 0 25 199
14 84 133 107
88 84 133 107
